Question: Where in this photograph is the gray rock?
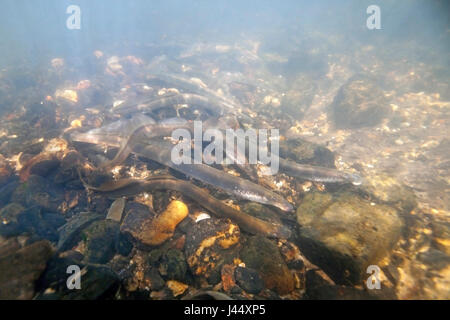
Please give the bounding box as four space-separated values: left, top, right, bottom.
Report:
106 198 126 222
0 179 19 207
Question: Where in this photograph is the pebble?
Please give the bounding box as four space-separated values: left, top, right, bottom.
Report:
106 198 126 222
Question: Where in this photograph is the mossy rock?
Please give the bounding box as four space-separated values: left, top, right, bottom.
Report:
296 191 404 285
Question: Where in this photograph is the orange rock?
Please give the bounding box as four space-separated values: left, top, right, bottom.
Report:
55 89 78 103
166 280 188 297
139 200 188 246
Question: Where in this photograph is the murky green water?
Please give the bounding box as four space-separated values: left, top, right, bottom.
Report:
0 1 449 300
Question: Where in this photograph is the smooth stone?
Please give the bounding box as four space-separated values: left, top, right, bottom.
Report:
106 197 126 222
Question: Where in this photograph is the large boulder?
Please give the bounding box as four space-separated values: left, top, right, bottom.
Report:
296 191 404 285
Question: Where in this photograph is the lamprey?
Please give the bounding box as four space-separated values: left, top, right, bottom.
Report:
113 93 227 116
72 116 294 212
81 175 292 239
278 158 363 185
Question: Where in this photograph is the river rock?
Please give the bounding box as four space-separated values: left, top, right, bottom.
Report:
431 220 450 255
0 239 54 299
12 175 65 213
241 203 282 225
0 179 19 208
158 248 188 282
57 212 103 251
120 200 188 247
234 266 264 294
239 235 294 295
35 250 85 296
146 268 165 291
184 218 240 279
330 74 390 128
0 203 27 237
37 264 119 300
0 203 63 242
281 76 317 118
81 220 120 264
279 138 335 168
106 197 126 222
363 173 417 214
296 191 404 285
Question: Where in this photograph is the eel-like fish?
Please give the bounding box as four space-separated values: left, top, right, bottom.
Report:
132 139 294 212
80 174 291 239
279 158 363 185
113 93 227 116
147 73 240 111
71 116 294 212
